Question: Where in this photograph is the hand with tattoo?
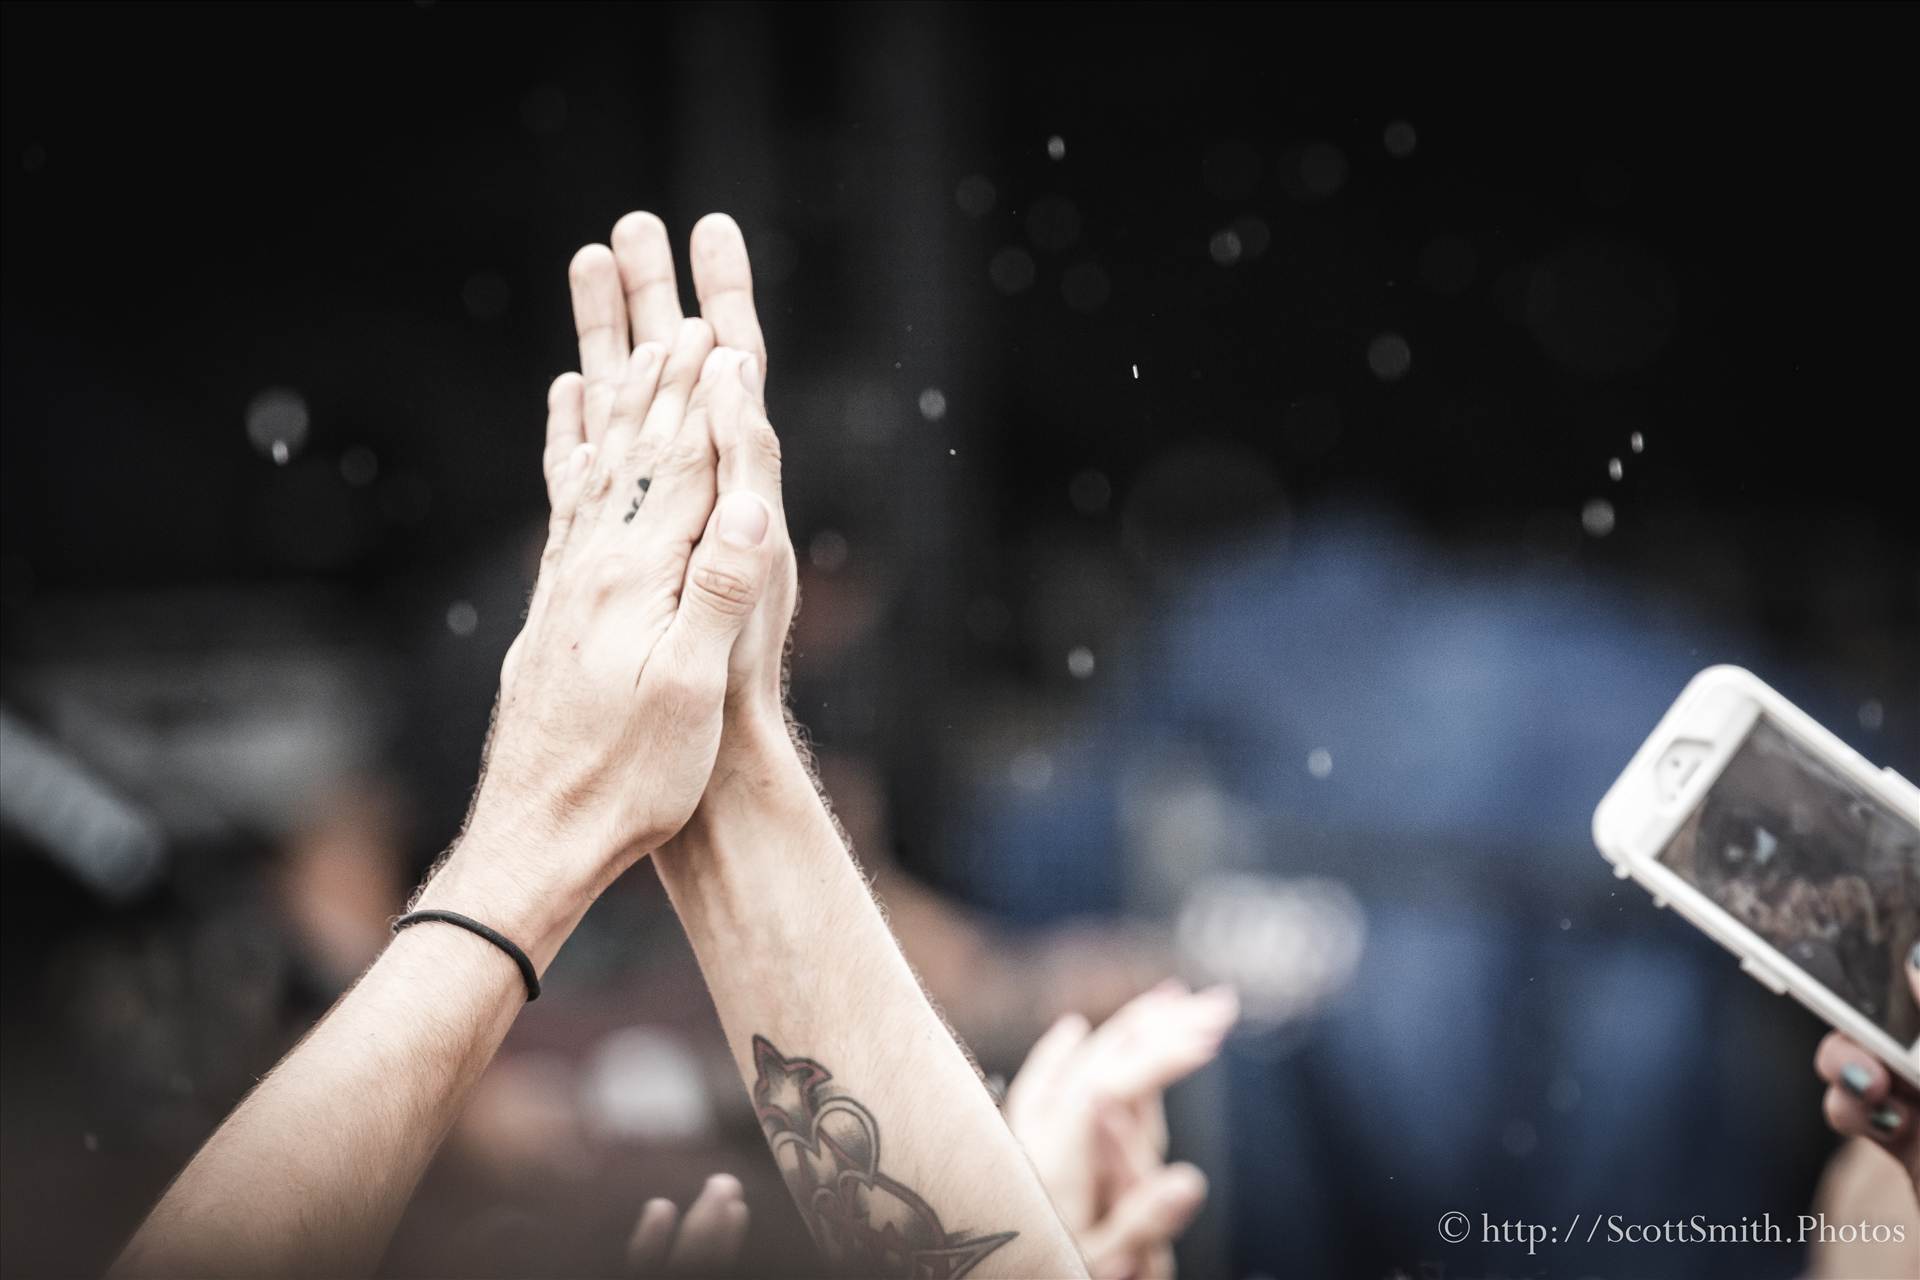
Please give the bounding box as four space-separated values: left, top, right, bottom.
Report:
413 323 778 963
562 212 797 790
558 214 1091 1279
1005 983 1239 1280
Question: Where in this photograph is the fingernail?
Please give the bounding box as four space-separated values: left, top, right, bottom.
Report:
1870 1104 1903 1135
716 492 770 548
1841 1063 1873 1097
569 443 595 476
739 355 762 396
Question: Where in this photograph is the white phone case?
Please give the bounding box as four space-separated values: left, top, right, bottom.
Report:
1593 665 1920 1089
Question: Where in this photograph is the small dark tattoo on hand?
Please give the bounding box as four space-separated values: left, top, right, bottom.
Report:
751 1035 1016 1279
622 474 652 523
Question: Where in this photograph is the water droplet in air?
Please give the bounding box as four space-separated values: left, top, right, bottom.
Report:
1307 748 1333 779
1629 431 1645 453
446 601 479 636
247 387 310 461
918 388 948 421
1607 457 1623 481
1581 498 1616 537
1067 647 1096 678
1046 135 1066 161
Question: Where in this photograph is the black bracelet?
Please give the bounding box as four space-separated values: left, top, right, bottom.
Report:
391 909 541 1002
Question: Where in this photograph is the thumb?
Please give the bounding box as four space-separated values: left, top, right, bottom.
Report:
1080 1163 1208 1280
666 490 773 648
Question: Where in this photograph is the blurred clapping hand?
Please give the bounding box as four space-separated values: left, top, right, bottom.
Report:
625 1174 751 1278
1005 982 1239 1280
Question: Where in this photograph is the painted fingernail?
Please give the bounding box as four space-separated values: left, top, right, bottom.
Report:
1870 1104 1903 1135
716 491 770 548
739 355 762 396
1841 1063 1873 1097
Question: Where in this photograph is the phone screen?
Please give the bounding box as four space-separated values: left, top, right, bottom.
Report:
1658 716 1920 1046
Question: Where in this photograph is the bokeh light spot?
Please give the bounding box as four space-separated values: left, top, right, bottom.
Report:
246 388 310 462
1581 498 1616 537
955 173 997 218
989 246 1036 295
1366 332 1412 381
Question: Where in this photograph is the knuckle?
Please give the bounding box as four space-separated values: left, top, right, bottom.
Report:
692 561 758 615
746 419 783 468
588 552 636 598
656 437 709 477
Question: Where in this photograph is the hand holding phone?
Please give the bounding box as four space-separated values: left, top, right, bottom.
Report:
1594 666 1920 1089
1815 952 1920 1192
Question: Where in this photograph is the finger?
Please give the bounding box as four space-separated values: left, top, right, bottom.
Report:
710 347 783 519
542 373 587 508
625 317 717 506
1004 1013 1092 1124
628 345 729 548
1096 1099 1156 1189
569 243 630 443
1816 1032 1892 1104
525 441 596 624
1138 1243 1178 1280
1080 1163 1208 1280
625 1197 680 1276
668 1174 749 1273
658 488 774 655
689 213 767 385
1073 987 1237 1107
599 342 668 483
1824 1084 1912 1147
614 211 686 347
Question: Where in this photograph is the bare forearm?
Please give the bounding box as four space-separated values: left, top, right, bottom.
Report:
116 834 586 1278
655 734 1087 1279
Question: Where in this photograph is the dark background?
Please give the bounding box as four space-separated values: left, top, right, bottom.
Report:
3 4 1916 1278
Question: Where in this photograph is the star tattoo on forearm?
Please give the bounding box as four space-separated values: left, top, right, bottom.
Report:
750 1035 1017 1279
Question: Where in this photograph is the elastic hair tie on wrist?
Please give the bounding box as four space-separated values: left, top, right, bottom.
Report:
391 909 541 1002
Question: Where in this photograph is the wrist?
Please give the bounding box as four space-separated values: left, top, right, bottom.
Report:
656 713 831 878
409 821 597 974
698 709 814 821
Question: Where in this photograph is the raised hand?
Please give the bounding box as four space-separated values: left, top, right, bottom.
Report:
418 328 779 962
1004 983 1239 1280
561 211 796 766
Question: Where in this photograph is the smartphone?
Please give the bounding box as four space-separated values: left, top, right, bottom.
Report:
1593 665 1920 1088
